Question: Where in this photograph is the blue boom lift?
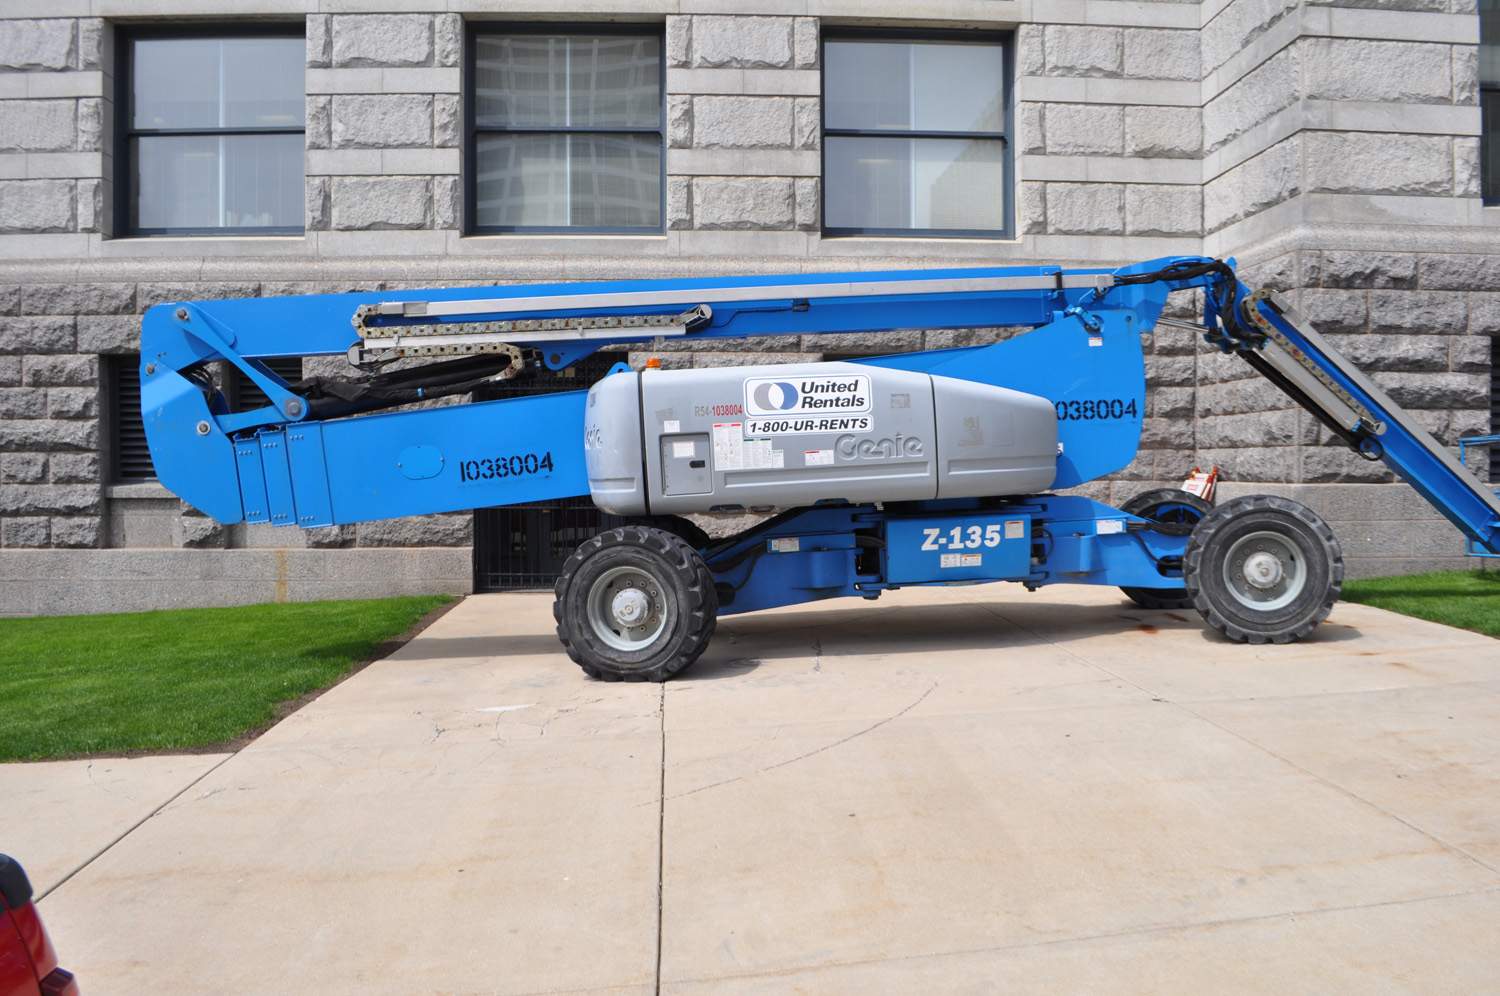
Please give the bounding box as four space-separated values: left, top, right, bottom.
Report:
140 256 1500 680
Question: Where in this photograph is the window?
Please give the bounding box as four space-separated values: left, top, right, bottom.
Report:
468 26 664 233
822 32 1010 237
117 27 305 236
107 356 155 482
1485 1 1500 203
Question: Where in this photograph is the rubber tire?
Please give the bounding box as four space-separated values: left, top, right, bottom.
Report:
629 515 712 551
1184 495 1343 644
1119 488 1214 610
554 524 718 682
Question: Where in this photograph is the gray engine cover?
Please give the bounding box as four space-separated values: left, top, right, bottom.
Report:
584 361 1057 516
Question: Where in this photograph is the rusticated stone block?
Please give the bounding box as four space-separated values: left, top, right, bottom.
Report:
1301 38 1451 103
0 453 46 483
332 95 433 149
794 177 818 230
667 177 692 230
1304 251 1417 289
22 354 96 386
51 517 101 549
0 99 75 154
666 17 691 68
356 512 471 546
307 14 331 68
1321 333 1448 372
1044 26 1121 77
47 387 96 419
1418 254 1500 290
693 96 793 149
1203 137 1299 232
667 95 692 149
49 452 98 484
0 388 45 419
793 18 818 69
330 177 431 231
1044 103 1123 156
1 517 49 548
331 15 433 69
1305 132 1451 195
177 514 228 548
434 95 460 148
692 16 791 69
1300 289 1367 333
22 283 134 316
1368 290 1466 335
1045 183 1124 235
434 14 462 68
0 180 74 234
0 418 96 451
1123 28 1198 81
0 20 75 71
0 317 76 355
1124 105 1200 159
77 316 139 354
307 96 331 150
1125 184 1199 236
0 484 101 517
692 177 793 230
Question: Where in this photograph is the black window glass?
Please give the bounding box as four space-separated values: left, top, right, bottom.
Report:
823 36 1009 236
122 31 305 235
1482 0 1500 202
470 30 663 233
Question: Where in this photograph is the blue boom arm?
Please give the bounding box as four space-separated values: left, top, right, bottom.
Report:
140 256 1499 573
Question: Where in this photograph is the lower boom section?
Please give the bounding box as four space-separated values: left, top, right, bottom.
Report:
148 378 592 527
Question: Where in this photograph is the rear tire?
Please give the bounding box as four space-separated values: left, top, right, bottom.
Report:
1185 495 1343 644
554 525 718 682
1119 488 1214 610
629 515 712 551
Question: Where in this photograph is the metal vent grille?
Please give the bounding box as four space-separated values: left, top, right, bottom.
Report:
473 354 624 591
1492 335 1499 482
231 357 302 412
109 355 156 482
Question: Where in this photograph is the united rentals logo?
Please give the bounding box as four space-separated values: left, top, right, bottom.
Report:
744 374 871 418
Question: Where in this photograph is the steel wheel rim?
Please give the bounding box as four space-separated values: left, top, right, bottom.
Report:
586 565 669 652
1222 530 1306 612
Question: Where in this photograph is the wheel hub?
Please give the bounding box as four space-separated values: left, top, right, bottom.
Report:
586 566 669 652
611 588 650 626
1242 551 1284 589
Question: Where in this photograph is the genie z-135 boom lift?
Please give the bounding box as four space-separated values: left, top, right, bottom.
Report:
139 257 1500 681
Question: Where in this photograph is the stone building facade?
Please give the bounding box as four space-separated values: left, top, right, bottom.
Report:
0 0 1495 614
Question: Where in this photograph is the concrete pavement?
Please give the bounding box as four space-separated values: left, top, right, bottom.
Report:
9 585 1500 994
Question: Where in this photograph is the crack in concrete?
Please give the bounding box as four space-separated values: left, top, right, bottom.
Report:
666 681 939 803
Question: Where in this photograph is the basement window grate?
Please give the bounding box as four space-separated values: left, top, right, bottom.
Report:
473 353 625 591
109 354 156 482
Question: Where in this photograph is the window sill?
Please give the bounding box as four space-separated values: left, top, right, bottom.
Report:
105 482 172 500
97 235 310 259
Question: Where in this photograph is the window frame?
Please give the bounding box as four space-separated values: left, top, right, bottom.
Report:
114 22 307 238
1484 84 1500 206
464 22 668 236
819 27 1013 240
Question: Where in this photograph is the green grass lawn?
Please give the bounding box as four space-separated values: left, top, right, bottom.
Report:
1342 569 1500 640
0 596 453 762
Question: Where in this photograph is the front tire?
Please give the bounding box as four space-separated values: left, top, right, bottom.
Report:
1184 495 1343 644
554 525 718 681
